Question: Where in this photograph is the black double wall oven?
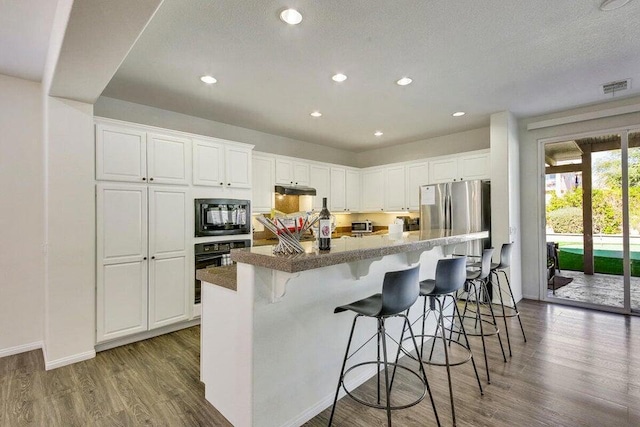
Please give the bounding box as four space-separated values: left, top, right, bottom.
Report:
194 199 251 305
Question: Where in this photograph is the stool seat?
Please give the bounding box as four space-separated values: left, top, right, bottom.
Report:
334 294 382 316
419 279 450 296
466 269 482 280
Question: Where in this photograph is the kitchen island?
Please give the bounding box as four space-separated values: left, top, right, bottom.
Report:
198 230 488 427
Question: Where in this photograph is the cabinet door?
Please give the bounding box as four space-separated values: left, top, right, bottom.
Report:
345 169 361 212
361 169 385 211
384 166 406 211
405 162 428 211
96 184 148 342
225 145 252 188
460 152 490 180
147 133 189 185
193 139 225 187
329 167 346 212
293 162 310 186
429 158 459 183
310 164 331 211
96 124 147 183
148 187 189 329
275 159 294 185
252 155 275 213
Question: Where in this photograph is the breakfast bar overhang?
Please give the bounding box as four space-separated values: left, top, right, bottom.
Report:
197 230 489 427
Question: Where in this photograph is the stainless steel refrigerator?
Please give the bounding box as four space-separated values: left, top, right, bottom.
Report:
419 180 491 256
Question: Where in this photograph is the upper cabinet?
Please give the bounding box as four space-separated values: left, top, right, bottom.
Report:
384 165 406 211
381 162 428 212
405 162 429 211
193 139 252 188
429 150 490 183
252 154 275 213
361 168 385 212
330 167 347 212
96 124 189 185
345 169 361 212
309 164 330 211
275 158 310 185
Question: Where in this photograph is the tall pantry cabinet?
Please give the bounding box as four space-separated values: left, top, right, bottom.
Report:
95 122 189 343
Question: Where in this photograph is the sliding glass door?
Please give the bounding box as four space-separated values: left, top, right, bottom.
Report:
543 128 639 314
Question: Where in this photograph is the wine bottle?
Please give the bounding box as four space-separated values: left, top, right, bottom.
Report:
318 197 331 251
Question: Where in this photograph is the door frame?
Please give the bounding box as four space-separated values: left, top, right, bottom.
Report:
537 125 639 314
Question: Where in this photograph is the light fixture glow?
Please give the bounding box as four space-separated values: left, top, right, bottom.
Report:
396 77 413 86
452 111 466 117
280 8 303 25
600 0 630 10
200 75 217 84
332 73 348 82
310 111 322 117
374 131 383 137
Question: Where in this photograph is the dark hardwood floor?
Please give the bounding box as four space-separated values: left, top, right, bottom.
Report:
1 300 639 426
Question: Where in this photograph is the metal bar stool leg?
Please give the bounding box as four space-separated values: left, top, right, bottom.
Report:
451 295 483 395
329 315 360 426
501 269 527 342
434 296 456 425
470 280 491 383
379 318 392 427
480 278 507 363
493 270 513 357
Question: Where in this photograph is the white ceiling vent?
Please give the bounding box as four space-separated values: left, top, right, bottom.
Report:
602 79 631 95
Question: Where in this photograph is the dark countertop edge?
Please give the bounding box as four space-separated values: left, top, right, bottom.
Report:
231 231 489 274
196 264 238 291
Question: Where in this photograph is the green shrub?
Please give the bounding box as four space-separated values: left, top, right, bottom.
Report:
547 207 583 233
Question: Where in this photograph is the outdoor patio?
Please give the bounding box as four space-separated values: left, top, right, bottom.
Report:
549 269 640 309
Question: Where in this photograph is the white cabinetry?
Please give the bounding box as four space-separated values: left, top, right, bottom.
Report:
345 169 361 212
330 167 347 212
275 158 309 185
384 166 406 211
97 184 189 343
309 164 330 211
429 151 489 183
252 154 275 213
405 162 429 211
193 139 252 188
96 123 189 185
361 168 385 212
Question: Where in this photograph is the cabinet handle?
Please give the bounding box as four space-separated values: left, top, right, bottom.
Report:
151 256 155 260
142 177 146 181
220 182 223 185
381 208 384 211
149 177 154 181
143 257 147 260
227 183 231 186
290 181 294 184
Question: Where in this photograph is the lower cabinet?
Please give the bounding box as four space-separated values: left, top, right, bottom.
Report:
96 183 189 343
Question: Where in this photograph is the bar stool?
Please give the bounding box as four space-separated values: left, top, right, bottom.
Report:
459 248 507 384
328 265 440 427
406 257 484 426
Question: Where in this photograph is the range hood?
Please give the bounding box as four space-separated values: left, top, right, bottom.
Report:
274 185 317 196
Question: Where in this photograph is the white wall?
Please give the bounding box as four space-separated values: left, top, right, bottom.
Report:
0 74 45 355
42 95 96 368
356 127 490 168
519 95 640 300
490 112 522 301
95 96 360 167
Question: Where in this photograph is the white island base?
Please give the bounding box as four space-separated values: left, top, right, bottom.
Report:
201 247 447 427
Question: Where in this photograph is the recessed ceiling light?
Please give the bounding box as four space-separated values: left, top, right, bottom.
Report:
452 111 466 117
396 77 413 86
332 73 348 82
600 0 630 11
310 111 322 117
200 75 217 84
374 131 383 137
280 8 302 25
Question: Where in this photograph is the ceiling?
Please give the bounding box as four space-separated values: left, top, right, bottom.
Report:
9 1 640 152
0 0 58 81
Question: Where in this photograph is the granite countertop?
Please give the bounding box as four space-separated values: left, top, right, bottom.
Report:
231 229 489 273
196 264 238 291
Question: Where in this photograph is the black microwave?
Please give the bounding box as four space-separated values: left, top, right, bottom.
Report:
195 199 251 237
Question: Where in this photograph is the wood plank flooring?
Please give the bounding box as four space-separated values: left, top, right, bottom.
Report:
0 300 639 426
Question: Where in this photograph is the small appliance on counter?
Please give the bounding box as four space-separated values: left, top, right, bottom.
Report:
397 216 420 231
351 220 373 234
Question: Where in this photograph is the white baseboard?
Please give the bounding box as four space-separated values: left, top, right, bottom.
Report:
0 341 43 358
95 318 200 352
281 366 378 427
44 349 96 370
